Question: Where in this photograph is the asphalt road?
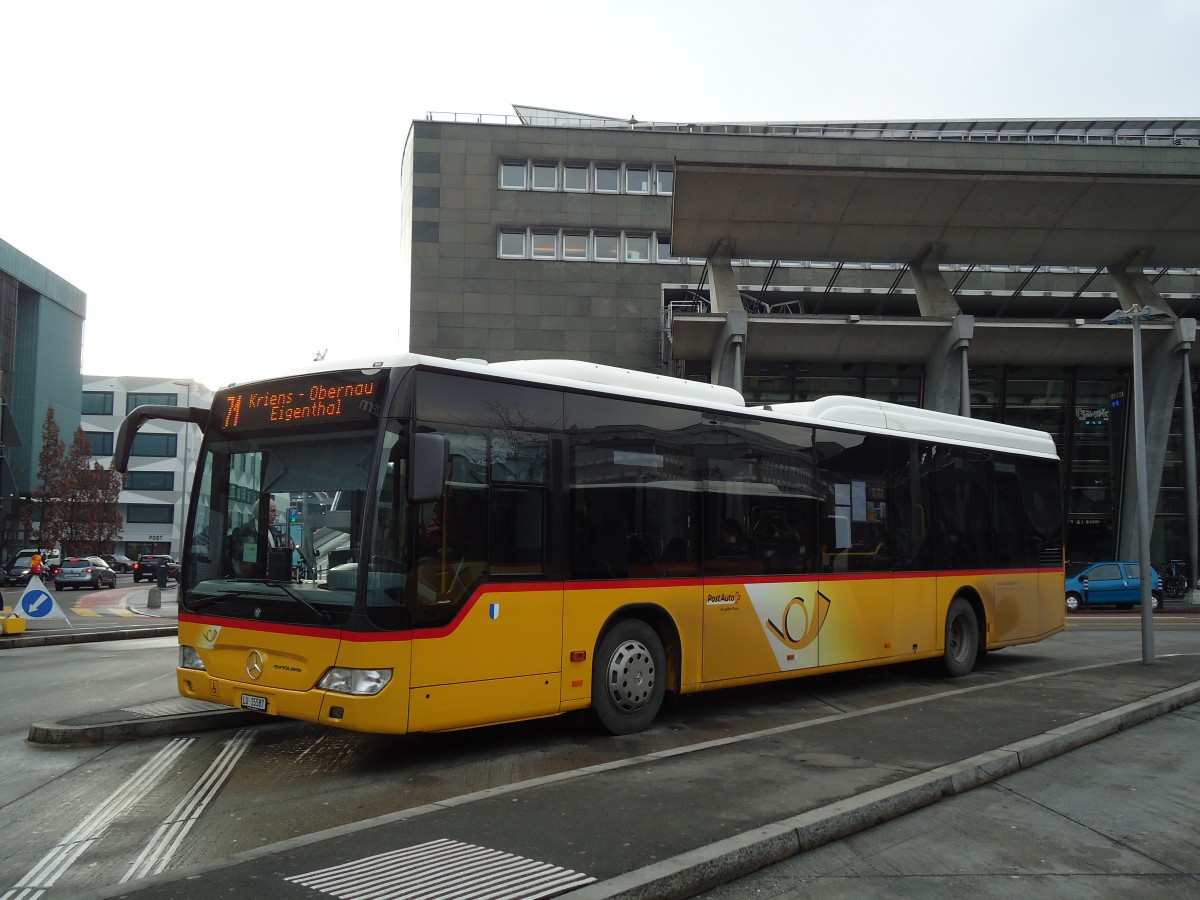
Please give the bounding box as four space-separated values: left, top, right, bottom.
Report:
2 614 1198 899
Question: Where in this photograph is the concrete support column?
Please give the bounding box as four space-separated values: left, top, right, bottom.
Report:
710 310 748 391
707 246 741 315
910 244 962 318
1175 319 1200 605
924 315 975 415
1109 261 1163 310
1110 269 1180 560
705 246 748 391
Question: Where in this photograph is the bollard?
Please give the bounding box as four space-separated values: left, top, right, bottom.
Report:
148 586 161 609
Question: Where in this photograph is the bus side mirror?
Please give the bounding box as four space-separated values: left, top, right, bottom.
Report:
409 433 449 503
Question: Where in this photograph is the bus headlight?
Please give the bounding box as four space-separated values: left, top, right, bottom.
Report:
179 646 206 671
318 667 392 696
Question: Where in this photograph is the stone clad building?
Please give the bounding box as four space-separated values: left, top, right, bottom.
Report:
402 107 1200 569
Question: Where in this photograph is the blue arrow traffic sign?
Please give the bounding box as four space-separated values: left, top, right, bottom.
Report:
20 588 56 618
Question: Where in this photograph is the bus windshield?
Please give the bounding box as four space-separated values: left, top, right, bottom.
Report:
182 428 394 626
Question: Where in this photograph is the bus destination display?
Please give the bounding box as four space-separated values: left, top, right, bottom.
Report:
219 371 387 432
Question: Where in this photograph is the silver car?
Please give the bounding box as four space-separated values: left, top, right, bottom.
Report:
54 556 117 591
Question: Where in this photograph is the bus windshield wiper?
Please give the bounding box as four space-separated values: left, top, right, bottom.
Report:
266 580 331 623
186 585 330 623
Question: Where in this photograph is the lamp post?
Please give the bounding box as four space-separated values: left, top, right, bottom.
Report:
1102 304 1171 664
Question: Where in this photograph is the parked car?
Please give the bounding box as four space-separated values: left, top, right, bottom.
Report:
103 553 135 573
54 556 117 590
133 554 180 582
3 549 60 587
1065 561 1161 612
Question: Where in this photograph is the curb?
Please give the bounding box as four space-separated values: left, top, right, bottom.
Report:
0 625 177 651
27 709 268 746
566 680 1200 900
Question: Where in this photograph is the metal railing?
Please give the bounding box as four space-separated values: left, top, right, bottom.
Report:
426 111 1200 147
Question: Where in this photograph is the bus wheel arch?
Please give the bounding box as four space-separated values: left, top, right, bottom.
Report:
590 607 677 735
942 593 984 677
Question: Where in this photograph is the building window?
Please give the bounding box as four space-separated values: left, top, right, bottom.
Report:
564 164 589 191
126 470 174 491
498 158 676 195
497 227 687 264
594 234 619 261
531 162 558 190
531 232 557 259
626 166 650 194
499 230 527 258
130 433 177 457
625 235 651 262
595 165 620 193
126 392 178 415
127 503 174 524
657 236 678 263
85 431 114 455
500 162 526 189
563 233 588 260
82 391 114 415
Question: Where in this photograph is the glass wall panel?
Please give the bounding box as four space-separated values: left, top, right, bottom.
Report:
743 363 793 405
1068 370 1126 562
795 365 862 400
968 369 1002 422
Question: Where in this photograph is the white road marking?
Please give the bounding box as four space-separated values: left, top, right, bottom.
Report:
286 838 595 900
0 738 195 900
121 729 256 881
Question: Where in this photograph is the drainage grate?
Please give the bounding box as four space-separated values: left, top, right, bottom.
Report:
285 838 596 899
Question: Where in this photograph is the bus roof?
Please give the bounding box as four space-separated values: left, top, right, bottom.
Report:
225 353 1058 460
764 396 1058 459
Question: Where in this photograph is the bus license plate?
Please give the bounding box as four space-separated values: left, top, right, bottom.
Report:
241 693 268 712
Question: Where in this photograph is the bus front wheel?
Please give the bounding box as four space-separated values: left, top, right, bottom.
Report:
942 597 979 677
592 620 665 735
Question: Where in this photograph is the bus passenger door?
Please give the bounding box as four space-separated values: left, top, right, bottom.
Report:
813 431 896 668
702 496 825 682
407 432 563 732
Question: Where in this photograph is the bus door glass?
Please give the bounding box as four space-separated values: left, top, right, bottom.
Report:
815 428 894 668
699 416 819 682
404 420 559 692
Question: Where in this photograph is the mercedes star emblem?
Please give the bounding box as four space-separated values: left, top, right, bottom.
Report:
246 650 265 680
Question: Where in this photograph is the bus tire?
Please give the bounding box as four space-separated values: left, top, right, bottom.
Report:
942 597 979 677
592 620 665 735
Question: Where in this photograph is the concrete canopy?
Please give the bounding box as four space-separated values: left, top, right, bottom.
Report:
671 158 1200 269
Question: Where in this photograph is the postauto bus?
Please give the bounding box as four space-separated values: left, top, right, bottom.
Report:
115 354 1065 736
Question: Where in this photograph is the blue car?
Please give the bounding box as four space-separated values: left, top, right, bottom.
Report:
1065 561 1161 612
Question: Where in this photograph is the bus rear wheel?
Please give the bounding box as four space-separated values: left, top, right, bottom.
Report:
592 620 665 735
942 597 979 677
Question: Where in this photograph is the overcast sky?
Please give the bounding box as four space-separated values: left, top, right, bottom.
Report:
2 0 1197 391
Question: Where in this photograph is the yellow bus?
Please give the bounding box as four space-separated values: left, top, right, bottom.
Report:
116 355 1064 736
